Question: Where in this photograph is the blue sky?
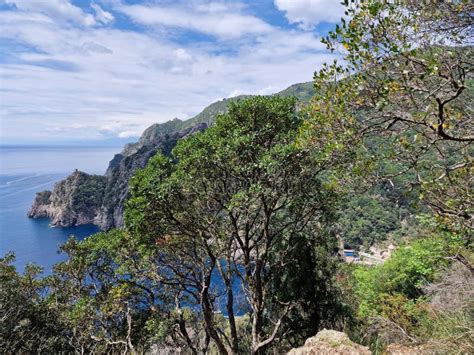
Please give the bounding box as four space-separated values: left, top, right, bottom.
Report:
0 0 344 145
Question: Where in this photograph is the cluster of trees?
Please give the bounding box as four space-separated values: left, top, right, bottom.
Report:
1 1 472 353
305 0 473 235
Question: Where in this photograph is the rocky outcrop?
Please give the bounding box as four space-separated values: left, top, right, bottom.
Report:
288 329 370 355
28 122 207 229
28 191 53 219
28 171 107 227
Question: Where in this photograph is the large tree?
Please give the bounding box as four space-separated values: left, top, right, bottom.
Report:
125 96 340 354
303 0 473 237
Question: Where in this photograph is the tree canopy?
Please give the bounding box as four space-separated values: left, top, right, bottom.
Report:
1 1 472 353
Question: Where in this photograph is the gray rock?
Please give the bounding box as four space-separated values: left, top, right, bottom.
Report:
28 171 106 227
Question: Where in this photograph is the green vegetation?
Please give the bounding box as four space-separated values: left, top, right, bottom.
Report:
0 253 67 352
2 1 473 353
304 0 473 236
355 236 451 319
304 0 473 352
135 82 317 152
351 233 472 353
336 194 411 249
125 96 343 353
71 173 107 212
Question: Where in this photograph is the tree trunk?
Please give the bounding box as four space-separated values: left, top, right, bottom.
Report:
200 271 228 355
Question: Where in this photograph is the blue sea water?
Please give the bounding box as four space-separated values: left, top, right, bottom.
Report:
0 146 121 273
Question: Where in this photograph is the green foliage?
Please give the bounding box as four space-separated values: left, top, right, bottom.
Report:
304 0 474 235
0 253 69 353
137 82 316 151
354 236 453 319
345 227 473 352
277 82 315 102
323 2 474 338
4 3 473 352
336 194 411 249
266 232 348 348
71 174 107 211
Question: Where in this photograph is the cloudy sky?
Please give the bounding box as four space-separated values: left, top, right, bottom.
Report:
0 0 344 145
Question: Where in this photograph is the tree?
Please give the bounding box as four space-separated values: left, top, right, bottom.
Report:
303 1 473 236
0 253 68 353
300 1 474 349
125 96 340 354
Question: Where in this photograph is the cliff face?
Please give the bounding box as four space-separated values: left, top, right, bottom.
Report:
28 171 107 227
28 122 207 229
28 82 315 230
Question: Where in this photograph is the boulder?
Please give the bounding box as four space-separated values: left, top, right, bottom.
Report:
288 329 370 355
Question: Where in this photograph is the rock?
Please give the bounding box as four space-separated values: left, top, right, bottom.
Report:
28 190 52 218
288 329 371 355
28 171 107 227
95 121 208 230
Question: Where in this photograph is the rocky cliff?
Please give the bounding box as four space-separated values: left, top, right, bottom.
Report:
28 82 315 230
96 122 207 229
28 122 207 229
28 171 107 227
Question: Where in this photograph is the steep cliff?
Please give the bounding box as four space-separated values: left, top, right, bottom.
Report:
28 82 315 230
96 122 207 229
28 171 107 227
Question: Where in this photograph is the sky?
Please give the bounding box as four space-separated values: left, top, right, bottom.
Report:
0 0 344 145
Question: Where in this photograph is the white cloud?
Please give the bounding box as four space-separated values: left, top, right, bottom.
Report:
274 0 345 29
228 89 246 98
0 1 339 143
118 130 142 138
117 3 273 38
174 48 193 62
91 2 114 24
5 0 96 26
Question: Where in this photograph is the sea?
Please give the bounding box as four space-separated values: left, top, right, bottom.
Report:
0 145 121 274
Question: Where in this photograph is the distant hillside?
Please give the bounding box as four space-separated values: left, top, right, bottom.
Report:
277 82 314 101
